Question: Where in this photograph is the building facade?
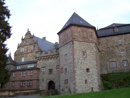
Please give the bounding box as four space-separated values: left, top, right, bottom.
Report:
1 12 130 95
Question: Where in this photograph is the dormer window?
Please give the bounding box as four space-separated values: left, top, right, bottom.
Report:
17 66 21 69
114 27 118 32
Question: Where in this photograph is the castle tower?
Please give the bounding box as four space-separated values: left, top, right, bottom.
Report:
58 13 101 94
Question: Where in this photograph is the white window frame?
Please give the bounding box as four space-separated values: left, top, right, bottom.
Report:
28 71 30 75
31 70 33 75
109 61 117 68
123 60 128 67
13 72 15 77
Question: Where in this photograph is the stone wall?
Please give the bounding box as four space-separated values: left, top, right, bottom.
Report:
74 41 100 93
98 34 130 73
59 42 75 94
37 50 60 93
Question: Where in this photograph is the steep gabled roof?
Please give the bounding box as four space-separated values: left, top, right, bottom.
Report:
58 12 95 34
97 23 130 37
34 36 54 52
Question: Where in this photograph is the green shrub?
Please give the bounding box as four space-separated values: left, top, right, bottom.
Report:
101 72 130 90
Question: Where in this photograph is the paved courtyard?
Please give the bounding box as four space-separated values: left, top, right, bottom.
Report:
7 94 40 98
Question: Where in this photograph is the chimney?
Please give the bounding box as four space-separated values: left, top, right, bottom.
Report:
42 37 46 40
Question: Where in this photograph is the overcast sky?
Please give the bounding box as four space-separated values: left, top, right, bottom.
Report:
5 0 130 59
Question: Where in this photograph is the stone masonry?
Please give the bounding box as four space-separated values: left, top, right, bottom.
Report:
1 12 130 96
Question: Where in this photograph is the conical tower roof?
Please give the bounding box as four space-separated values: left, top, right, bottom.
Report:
58 12 95 34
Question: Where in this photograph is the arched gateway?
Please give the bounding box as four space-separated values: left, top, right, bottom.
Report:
48 81 55 90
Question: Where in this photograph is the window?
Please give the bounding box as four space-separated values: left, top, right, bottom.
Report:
86 68 90 72
22 57 24 62
85 79 87 84
82 51 86 57
24 71 25 76
12 82 15 87
42 67 46 72
22 48 24 52
121 49 125 56
27 65 34 68
49 69 53 74
17 66 21 69
27 80 33 87
56 65 60 71
12 72 15 77
109 61 117 68
20 81 25 87
123 60 128 67
21 72 23 76
21 71 25 76
64 79 68 85
32 45 33 50
118 37 122 44
21 48 23 52
28 71 30 75
31 70 33 75
21 47 24 52
64 68 67 74
60 68 63 73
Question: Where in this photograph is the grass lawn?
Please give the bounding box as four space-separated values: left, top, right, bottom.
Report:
40 87 130 98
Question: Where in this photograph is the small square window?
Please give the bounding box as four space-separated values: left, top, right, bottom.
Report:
64 79 68 85
49 69 53 74
123 60 128 67
85 79 87 84
109 61 117 68
118 37 122 44
121 49 125 56
60 68 63 73
65 54 67 60
64 68 67 74
56 65 60 71
86 68 90 72
82 51 86 57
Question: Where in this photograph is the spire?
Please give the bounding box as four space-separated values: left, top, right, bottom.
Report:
58 12 95 34
27 28 29 32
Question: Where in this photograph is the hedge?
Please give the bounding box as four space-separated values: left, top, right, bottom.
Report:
101 72 130 90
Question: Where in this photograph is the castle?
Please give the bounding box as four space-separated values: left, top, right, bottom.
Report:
1 12 130 95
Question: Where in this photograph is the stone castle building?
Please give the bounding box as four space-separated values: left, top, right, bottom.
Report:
1 12 130 95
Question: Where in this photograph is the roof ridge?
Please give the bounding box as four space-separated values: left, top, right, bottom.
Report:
58 12 95 34
99 23 130 30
